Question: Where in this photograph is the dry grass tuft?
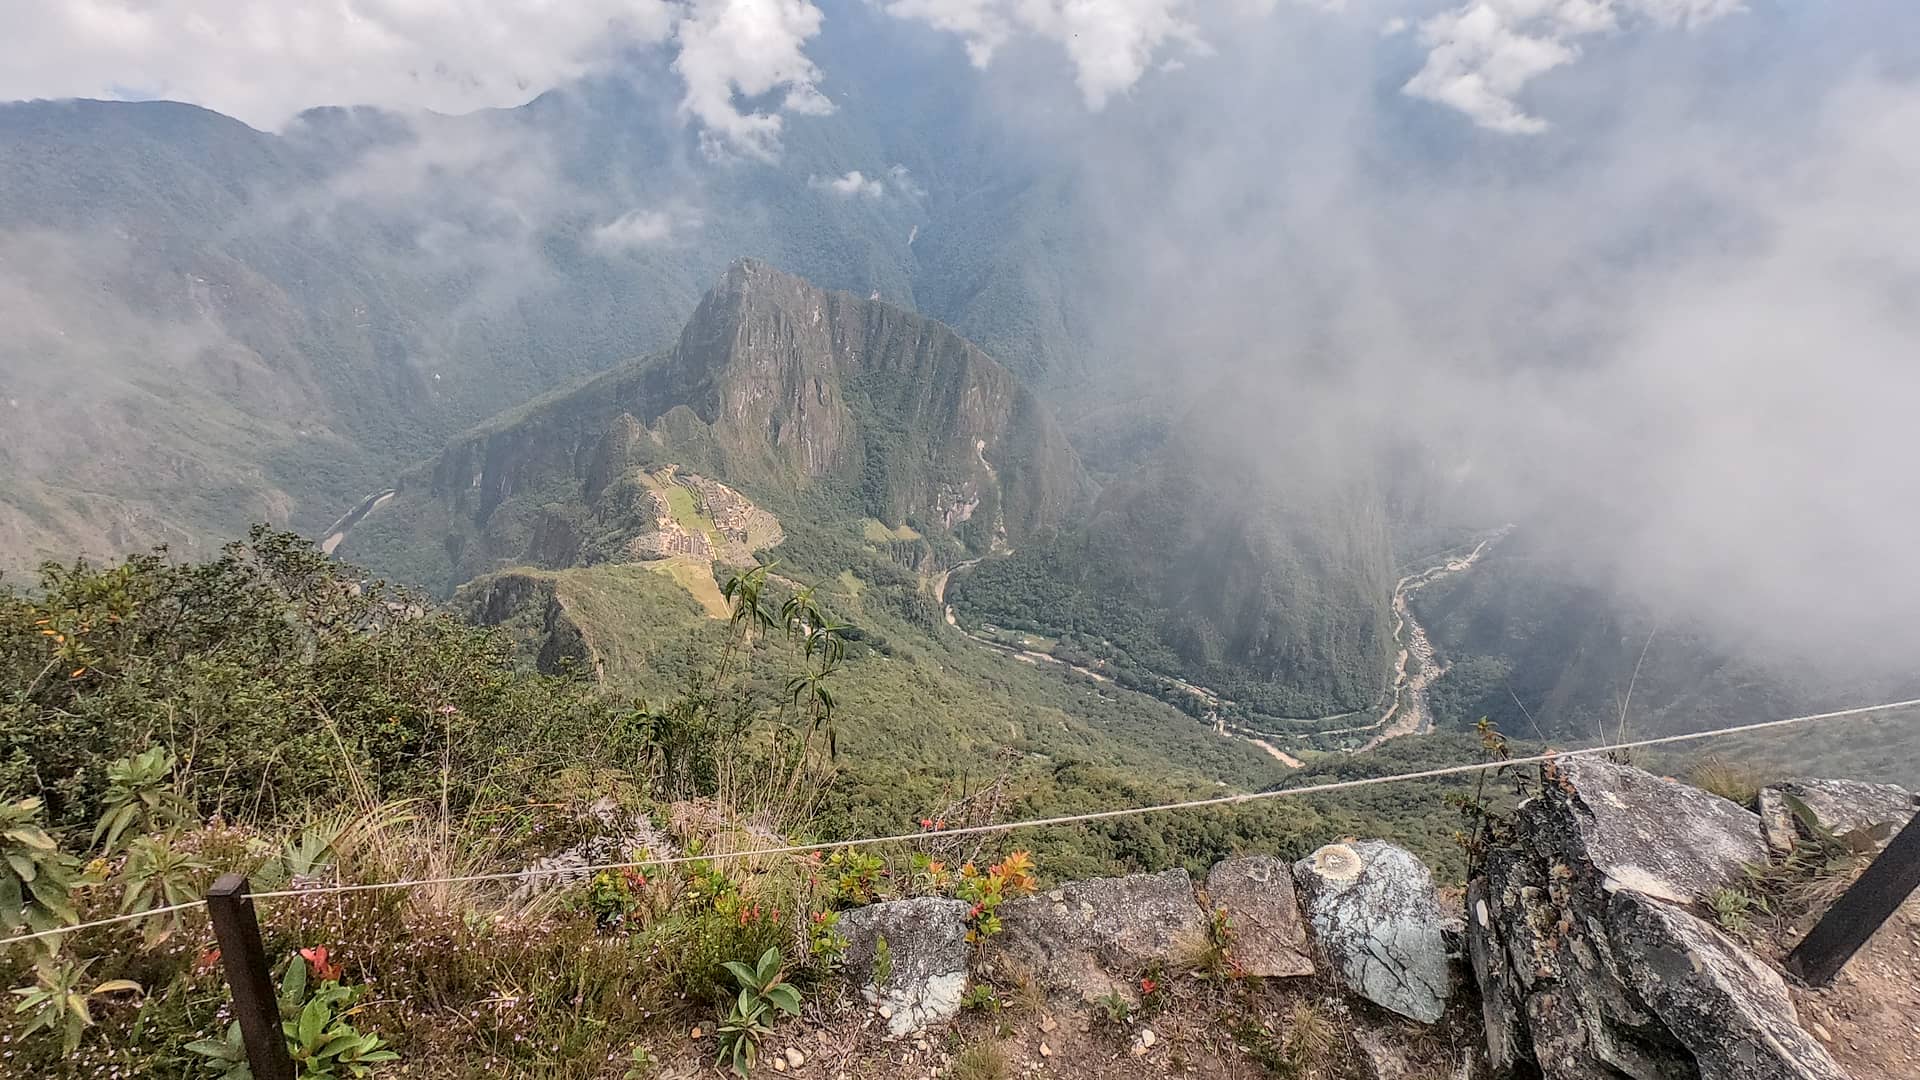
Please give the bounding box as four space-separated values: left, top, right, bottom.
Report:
1688 756 1775 809
952 1039 1013 1080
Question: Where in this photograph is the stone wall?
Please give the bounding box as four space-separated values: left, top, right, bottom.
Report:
827 760 1916 1080
834 844 1457 1036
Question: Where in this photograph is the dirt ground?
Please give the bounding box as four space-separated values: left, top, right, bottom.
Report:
644 972 1479 1080
1785 892 1920 1080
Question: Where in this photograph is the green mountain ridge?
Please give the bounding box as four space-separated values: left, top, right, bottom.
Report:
0 15 1097 572
341 260 1092 592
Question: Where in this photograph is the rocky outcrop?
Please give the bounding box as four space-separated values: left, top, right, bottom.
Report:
992 869 1208 1003
506 797 673 907
1204 856 1314 978
459 572 593 676
838 897 971 1036
1540 756 1768 904
809 767 1902 1080
1293 841 1451 1023
1472 758 1848 1080
1465 878 1527 1075
1758 778 1915 853
1607 889 1844 1080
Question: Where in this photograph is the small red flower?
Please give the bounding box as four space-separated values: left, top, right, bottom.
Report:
919 817 935 830
1139 977 1158 995
196 947 222 975
300 947 343 982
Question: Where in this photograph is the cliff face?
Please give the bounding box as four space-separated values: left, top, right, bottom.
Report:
650 259 1089 537
342 260 1091 592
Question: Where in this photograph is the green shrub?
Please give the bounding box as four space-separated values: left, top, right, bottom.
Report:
116 833 210 946
8 957 142 1056
0 796 79 945
955 851 1035 943
185 950 396 1079
92 747 189 854
715 947 801 1077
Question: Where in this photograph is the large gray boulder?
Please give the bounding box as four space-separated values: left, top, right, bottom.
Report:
838 897 971 1036
1607 890 1846 1080
1471 758 1848 1080
1758 778 1915 853
1544 757 1767 903
1293 841 1450 1023
1204 856 1314 978
993 869 1207 1002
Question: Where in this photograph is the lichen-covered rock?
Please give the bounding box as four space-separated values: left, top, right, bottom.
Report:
1204 856 1313 978
1544 757 1766 903
838 897 970 1036
994 869 1207 1002
1464 878 1528 1076
1472 759 1858 1080
506 798 674 906
1293 841 1450 1023
1606 890 1847 1080
1758 778 1915 853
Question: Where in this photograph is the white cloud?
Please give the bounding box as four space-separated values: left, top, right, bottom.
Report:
1403 0 1746 133
0 0 677 130
674 0 832 159
589 207 705 252
810 170 887 198
887 164 927 199
0 0 830 159
884 0 1209 108
809 165 923 200
884 0 1011 67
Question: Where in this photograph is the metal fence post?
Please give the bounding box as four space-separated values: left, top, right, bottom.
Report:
206 874 295 1080
1785 812 1920 987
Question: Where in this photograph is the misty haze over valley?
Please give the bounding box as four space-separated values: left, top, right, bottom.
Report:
3 4 1920 1074
7 0 1918 748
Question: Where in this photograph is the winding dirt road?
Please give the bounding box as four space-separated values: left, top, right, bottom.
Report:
319 489 397 554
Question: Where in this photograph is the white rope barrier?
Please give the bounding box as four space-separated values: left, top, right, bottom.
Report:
4 695 1915 949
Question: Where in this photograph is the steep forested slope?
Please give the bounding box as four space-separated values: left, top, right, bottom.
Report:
0 0 1099 570
342 261 1092 591
951 385 1396 718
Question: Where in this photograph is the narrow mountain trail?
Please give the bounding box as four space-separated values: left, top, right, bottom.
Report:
1244 735 1306 768
319 488 396 554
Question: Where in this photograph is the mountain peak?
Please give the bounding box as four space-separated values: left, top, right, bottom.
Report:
663 259 1090 521
346 262 1091 588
